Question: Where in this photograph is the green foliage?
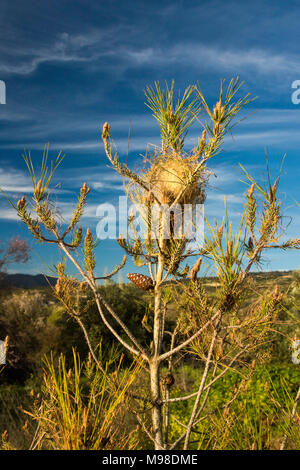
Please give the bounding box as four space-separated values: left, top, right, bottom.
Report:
3 79 300 450
52 283 151 365
0 383 35 450
0 290 59 383
166 364 300 450
144 80 202 151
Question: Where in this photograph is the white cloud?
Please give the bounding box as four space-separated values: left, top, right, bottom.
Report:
0 30 106 76
243 108 300 126
0 135 159 153
0 199 102 223
207 193 243 204
57 201 100 222
0 206 19 220
2 23 299 80
0 167 33 193
0 166 73 196
92 182 124 191
123 42 300 77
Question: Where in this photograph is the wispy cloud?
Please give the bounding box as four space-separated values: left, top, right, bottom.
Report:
92 182 124 191
0 166 74 201
0 30 107 76
57 201 101 222
0 206 19 221
0 135 160 153
123 42 300 77
0 198 101 223
1 21 299 80
0 167 33 193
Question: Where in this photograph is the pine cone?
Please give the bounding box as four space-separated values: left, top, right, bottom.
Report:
162 372 175 388
127 273 154 291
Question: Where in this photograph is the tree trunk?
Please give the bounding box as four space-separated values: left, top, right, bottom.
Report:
149 359 163 449
150 254 164 449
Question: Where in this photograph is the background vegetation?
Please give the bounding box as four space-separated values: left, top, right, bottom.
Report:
0 270 299 449
1 80 300 450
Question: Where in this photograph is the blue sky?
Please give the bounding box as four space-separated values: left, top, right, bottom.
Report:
1 0 300 277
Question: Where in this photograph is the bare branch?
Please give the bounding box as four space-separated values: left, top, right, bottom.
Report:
57 240 149 360
184 321 219 449
159 311 220 363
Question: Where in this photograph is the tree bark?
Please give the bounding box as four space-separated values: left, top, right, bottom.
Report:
149 359 164 449
150 254 164 449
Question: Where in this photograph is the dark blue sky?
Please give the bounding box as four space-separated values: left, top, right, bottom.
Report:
1 0 300 276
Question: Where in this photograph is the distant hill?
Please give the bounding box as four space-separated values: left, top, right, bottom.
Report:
0 269 297 290
0 273 57 289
